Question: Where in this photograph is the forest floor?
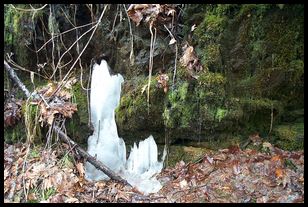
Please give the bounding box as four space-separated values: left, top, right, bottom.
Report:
4 142 304 203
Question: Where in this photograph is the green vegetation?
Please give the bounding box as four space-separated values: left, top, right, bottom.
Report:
4 121 26 144
27 187 56 203
59 153 75 168
273 123 304 151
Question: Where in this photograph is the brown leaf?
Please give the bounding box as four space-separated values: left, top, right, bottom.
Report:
4 99 22 128
65 197 79 203
42 83 56 97
27 192 37 201
271 155 282 162
133 4 149 10
58 90 72 100
127 5 146 26
43 177 53 190
156 73 169 93
49 194 64 203
180 44 203 76
76 162 85 177
232 163 241 175
180 46 195 67
179 179 188 189
275 168 284 178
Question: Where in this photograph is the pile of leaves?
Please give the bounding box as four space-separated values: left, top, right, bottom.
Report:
127 4 177 27
4 142 304 203
4 98 23 128
154 143 304 202
4 143 83 203
31 82 77 126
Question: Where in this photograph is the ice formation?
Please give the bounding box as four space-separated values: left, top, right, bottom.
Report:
85 60 166 195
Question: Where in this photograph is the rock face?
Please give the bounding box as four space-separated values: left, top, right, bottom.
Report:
115 4 304 149
4 5 303 150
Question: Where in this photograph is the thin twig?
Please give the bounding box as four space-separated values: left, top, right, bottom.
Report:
50 5 108 100
38 93 50 109
110 5 119 35
87 62 92 126
163 24 178 92
22 144 31 202
147 22 157 114
5 54 49 80
268 103 274 135
74 5 90 91
123 4 134 65
36 21 97 53
49 24 95 79
8 4 48 12
49 5 56 81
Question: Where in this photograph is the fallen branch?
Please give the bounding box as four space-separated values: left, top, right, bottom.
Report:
53 125 131 186
4 60 31 98
4 60 131 187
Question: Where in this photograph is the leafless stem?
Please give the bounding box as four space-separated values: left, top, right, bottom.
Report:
123 4 134 65
49 5 108 102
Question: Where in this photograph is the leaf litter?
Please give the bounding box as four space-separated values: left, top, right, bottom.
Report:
4 142 304 203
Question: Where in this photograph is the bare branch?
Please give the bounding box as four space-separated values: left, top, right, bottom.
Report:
8 4 48 12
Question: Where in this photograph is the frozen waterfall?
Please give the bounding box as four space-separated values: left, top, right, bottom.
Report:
85 59 166 195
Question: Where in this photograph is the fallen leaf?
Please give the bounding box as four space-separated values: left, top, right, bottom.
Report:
232 164 241 175
65 197 79 203
271 155 281 162
205 156 214 164
179 179 188 189
275 168 284 178
76 162 85 177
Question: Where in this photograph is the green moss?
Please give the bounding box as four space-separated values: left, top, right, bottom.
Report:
237 4 273 19
59 153 74 169
116 75 165 135
72 82 88 124
164 81 194 129
273 123 304 150
199 72 225 85
29 146 41 159
215 108 228 122
240 98 279 111
64 82 92 144
166 145 212 167
42 187 56 201
4 121 26 144
195 8 228 45
188 4 303 141
23 103 42 144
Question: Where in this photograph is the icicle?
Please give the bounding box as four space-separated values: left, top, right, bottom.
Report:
85 60 166 195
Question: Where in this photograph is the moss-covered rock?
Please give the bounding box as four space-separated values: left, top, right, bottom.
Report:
115 75 166 142
273 123 304 150
65 82 92 144
166 145 212 167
